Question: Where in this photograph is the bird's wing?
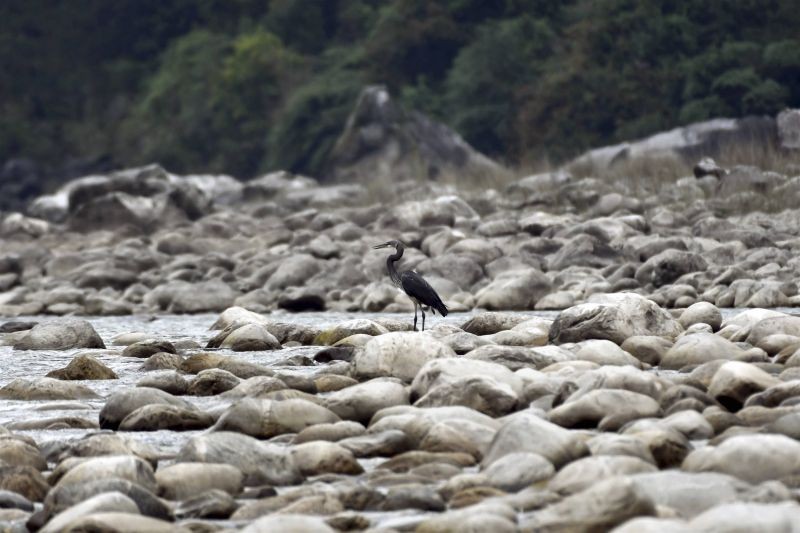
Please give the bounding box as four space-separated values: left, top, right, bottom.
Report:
400 271 448 316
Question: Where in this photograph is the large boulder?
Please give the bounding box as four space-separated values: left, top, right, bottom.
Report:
549 293 681 345
176 431 303 486
482 412 588 469
212 399 340 438
683 434 800 483
660 333 750 370
474 268 553 310
635 249 708 287
325 85 505 184
13 319 105 350
353 332 455 382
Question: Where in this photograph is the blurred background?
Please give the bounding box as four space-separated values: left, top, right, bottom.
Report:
2 0 800 207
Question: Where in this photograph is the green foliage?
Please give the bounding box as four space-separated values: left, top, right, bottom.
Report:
3 0 800 180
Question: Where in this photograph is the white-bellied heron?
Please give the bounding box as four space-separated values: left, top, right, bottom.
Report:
374 240 448 331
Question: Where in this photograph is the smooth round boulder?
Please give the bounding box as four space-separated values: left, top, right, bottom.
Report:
0 465 49 501
118 404 214 431
482 413 587 469
620 336 672 366
122 340 176 358
212 398 340 439
353 332 456 382
155 463 243 500
660 332 750 370
0 438 47 470
548 455 657 495
12 319 105 350
136 371 189 395
53 455 157 493
549 293 681 345
549 389 661 430
679 302 722 331
99 387 195 430
460 312 531 335
220 324 281 351
481 452 555 492
43 478 171 520
176 431 302 486
708 361 781 411
48 353 117 380
324 378 409 424
187 368 241 396
474 268 553 310
40 492 139 533
683 434 800 483
290 441 364 476
240 514 335 533
313 319 389 345
52 512 183 533
0 378 99 401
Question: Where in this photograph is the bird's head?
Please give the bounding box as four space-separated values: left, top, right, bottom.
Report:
373 239 403 250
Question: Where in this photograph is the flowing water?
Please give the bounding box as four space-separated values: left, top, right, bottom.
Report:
0 308 789 527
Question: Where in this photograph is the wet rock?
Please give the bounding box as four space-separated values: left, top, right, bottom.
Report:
294 421 366 444
314 374 358 392
353 332 455 382
177 431 303 486
339 429 412 457
155 463 243 500
240 514 335 533
483 412 587 469
683 434 800 483
313 319 389 345
0 378 99 401
549 455 657 495
187 368 241 396
549 293 681 344
587 433 656 464
482 452 555 492
13 319 105 350
44 478 171 520
174 488 237 520
52 433 159 466
0 320 37 333
708 361 781 411
550 389 661 430
119 404 214 431
635 249 708 287
53 455 157 493
49 512 181 532
290 441 364 476
573 339 642 367
40 492 139 533
136 371 189 395
324 378 408 424
679 302 723 331
521 476 655 532
0 438 47 470
460 312 531 335
474 268 553 310
212 398 340 439
48 353 117 380
414 373 519 417
620 336 672 366
122 340 176 358
0 490 33 511
0 465 49 501
99 387 195 430
381 483 446 512
220 324 281 351
210 306 271 330
140 352 184 371
165 279 239 313
630 471 752 518
660 332 751 370
746 315 800 347
416 502 517 533
688 501 800 531
465 344 574 371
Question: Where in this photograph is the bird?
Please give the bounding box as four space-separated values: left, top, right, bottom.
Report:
373 240 448 331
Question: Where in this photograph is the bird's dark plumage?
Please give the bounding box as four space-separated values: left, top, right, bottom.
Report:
374 239 448 331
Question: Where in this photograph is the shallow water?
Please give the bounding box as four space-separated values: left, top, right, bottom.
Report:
0 307 793 527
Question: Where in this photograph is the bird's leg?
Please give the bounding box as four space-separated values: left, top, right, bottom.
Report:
421 307 426 331
413 303 418 331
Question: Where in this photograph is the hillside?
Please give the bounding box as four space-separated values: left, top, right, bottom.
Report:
2 0 799 191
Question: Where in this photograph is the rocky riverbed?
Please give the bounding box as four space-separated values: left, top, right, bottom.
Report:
3 301 800 531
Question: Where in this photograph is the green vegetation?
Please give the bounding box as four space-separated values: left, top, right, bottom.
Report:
2 0 799 180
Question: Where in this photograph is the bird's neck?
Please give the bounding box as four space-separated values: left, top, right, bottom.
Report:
386 248 403 286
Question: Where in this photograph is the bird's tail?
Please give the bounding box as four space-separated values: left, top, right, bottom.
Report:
433 299 448 317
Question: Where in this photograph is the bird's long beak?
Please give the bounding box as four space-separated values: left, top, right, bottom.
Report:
373 242 392 249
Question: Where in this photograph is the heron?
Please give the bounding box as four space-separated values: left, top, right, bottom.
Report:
374 240 448 331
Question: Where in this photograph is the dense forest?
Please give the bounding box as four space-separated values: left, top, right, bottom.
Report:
2 0 800 182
